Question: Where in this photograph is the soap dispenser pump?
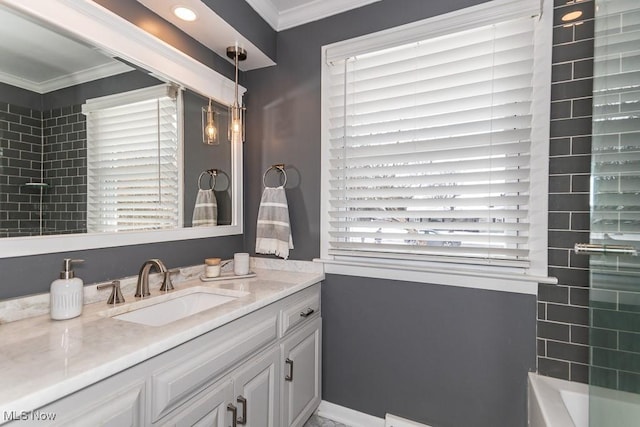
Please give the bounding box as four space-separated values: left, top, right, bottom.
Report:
50 258 84 320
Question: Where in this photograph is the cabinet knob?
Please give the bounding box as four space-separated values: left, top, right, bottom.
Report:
285 358 294 381
237 396 247 425
227 403 238 427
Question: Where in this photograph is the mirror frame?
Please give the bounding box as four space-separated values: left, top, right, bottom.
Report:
0 0 244 258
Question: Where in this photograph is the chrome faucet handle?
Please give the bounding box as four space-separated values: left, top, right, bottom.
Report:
97 280 125 305
160 269 179 292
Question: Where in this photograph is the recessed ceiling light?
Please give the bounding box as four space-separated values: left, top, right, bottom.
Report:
173 6 197 22
561 10 583 22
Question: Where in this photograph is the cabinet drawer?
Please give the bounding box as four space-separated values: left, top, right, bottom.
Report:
280 289 320 337
151 314 278 422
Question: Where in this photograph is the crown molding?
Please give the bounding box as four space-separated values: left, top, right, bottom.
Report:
0 61 132 94
44 61 133 93
246 0 382 31
278 0 381 31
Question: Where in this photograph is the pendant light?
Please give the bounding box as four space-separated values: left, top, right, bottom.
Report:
202 98 218 145
227 45 247 142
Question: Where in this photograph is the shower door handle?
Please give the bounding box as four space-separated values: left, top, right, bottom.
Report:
574 243 638 256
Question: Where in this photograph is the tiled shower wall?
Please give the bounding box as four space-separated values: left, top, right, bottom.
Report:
538 0 594 383
0 103 44 237
0 101 87 237
42 105 87 235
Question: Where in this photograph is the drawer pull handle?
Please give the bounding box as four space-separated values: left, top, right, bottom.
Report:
300 308 315 318
237 396 247 425
227 403 238 427
285 358 294 381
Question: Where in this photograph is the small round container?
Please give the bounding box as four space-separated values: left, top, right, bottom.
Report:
234 253 250 276
204 258 221 278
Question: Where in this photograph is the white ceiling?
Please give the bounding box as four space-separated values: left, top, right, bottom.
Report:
246 0 382 31
0 8 132 93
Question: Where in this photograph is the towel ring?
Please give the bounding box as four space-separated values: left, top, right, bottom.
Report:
198 169 217 190
263 164 287 188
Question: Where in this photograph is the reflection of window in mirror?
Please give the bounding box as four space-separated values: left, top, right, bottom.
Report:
82 85 182 233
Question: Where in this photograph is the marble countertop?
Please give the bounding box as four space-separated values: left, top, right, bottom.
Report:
0 259 324 417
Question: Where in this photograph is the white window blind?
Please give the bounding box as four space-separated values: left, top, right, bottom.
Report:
324 2 547 268
84 85 181 233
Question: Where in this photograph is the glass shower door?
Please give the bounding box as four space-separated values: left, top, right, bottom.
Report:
588 0 640 425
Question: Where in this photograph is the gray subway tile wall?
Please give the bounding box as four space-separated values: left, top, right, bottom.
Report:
0 102 44 237
539 0 595 383
0 102 87 237
42 105 87 235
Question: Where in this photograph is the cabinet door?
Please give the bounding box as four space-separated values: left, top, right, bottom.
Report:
281 317 321 427
158 379 233 427
232 347 280 427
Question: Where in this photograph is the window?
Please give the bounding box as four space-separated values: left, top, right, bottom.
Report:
83 85 182 233
321 0 552 286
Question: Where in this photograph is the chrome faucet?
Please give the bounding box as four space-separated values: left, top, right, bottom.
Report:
135 259 175 297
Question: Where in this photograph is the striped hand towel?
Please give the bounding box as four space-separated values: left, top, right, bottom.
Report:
192 189 218 226
255 187 294 259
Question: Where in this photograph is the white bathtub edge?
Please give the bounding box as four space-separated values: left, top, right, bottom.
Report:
528 372 587 427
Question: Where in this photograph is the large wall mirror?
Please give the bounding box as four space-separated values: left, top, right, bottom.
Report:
0 0 244 258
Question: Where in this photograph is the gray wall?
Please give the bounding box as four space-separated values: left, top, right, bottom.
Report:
323 275 536 427
242 1 538 426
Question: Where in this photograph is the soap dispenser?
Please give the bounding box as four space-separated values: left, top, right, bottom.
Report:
50 259 84 320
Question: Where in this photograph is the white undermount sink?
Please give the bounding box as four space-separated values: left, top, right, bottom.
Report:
105 288 246 327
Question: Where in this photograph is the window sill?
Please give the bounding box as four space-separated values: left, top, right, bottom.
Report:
314 258 557 295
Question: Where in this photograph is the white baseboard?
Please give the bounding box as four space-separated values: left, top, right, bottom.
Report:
317 400 385 427
385 413 432 427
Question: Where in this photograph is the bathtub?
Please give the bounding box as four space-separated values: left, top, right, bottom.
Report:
528 372 640 427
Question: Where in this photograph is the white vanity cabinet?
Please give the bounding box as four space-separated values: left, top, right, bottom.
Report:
15 283 321 427
278 286 322 427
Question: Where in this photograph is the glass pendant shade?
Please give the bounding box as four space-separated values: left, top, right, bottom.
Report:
202 99 218 145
